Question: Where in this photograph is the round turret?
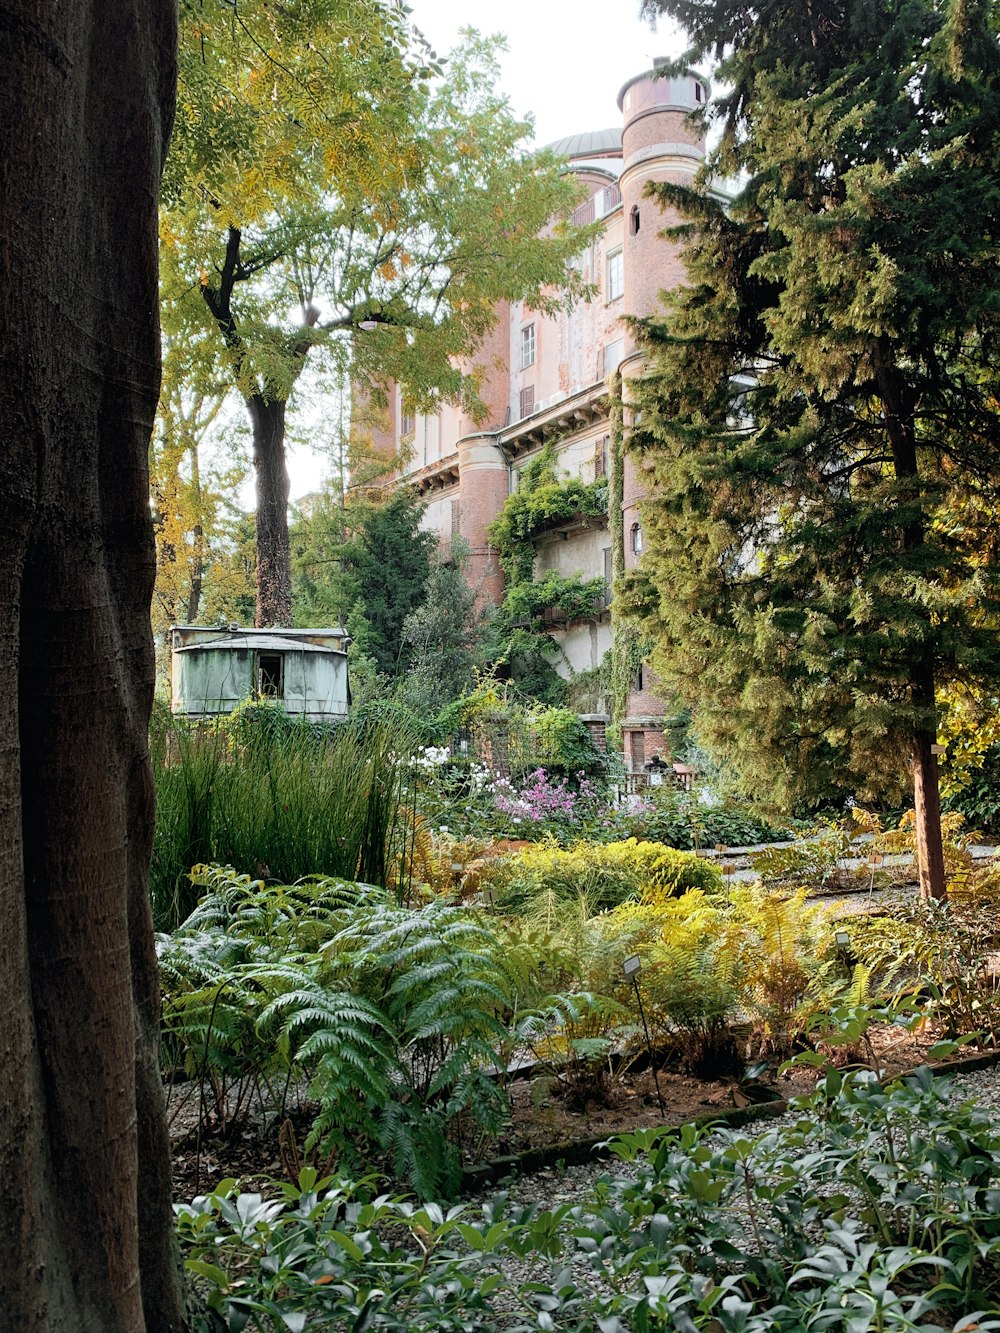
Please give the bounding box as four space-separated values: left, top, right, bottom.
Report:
619 64 708 336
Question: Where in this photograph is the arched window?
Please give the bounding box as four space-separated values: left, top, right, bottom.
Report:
629 205 640 236
630 522 644 555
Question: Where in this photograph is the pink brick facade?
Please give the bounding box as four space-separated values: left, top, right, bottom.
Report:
377 62 712 773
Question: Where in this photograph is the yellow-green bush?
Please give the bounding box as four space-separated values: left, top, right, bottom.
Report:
481 838 722 912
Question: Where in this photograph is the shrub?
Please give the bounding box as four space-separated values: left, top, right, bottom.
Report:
480 837 722 912
178 1070 1000 1331
159 867 517 1198
150 707 410 928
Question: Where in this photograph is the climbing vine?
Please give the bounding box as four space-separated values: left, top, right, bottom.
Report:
483 440 610 704
488 442 609 586
606 370 648 746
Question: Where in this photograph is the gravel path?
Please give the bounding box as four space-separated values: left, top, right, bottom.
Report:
464 1062 1000 1212
456 1061 1000 1315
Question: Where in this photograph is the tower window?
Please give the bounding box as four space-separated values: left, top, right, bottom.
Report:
607 247 624 301
520 323 536 369
694 80 704 104
629 206 640 236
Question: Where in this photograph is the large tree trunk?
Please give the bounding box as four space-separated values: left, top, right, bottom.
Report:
0 4 185 1331
249 395 293 627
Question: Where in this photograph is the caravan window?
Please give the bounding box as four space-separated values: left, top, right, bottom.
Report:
258 653 284 697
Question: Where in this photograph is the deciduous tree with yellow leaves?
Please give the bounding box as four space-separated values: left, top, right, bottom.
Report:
162 1 591 626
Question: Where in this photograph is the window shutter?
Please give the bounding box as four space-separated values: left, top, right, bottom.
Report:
519 385 534 418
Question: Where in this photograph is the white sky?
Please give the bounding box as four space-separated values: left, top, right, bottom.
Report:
408 0 683 147
278 0 684 502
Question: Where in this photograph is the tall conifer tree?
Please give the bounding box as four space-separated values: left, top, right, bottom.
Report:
632 0 1000 898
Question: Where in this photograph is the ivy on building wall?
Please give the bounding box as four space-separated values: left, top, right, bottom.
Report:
605 370 649 747
488 442 609 585
483 440 610 704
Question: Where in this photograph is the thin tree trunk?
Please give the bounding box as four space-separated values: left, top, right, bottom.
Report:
249 395 293 627
0 3 185 1330
913 732 947 902
187 441 205 623
875 343 947 901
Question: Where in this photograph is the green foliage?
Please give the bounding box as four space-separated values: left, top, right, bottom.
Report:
479 838 722 913
630 782 794 851
844 870 1000 1048
480 443 609 704
488 444 609 586
150 706 409 928
160 868 520 1198
500 570 607 628
398 539 484 714
945 740 1000 832
178 1069 1000 1330
749 825 853 890
338 488 435 679
627 0 1000 820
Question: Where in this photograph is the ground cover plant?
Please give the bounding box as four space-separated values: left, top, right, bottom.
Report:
177 1068 1000 1331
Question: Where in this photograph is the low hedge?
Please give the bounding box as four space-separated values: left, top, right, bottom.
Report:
479 837 722 911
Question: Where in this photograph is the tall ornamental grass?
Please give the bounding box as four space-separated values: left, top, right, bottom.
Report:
150 703 411 929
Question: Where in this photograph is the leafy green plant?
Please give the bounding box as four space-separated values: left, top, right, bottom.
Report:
845 884 1000 1049
176 1168 546 1332
150 707 411 927
176 1070 1000 1331
479 837 722 913
749 823 853 890
160 868 520 1197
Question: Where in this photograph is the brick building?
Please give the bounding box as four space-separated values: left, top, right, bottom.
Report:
365 62 714 772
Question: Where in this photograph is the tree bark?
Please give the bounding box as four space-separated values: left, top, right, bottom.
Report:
0 3 185 1330
186 443 205 624
249 395 293 627
875 343 947 902
913 728 948 903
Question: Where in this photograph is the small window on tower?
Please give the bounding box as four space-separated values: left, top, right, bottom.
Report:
630 206 640 236
520 323 536 369
607 247 624 301
694 80 704 104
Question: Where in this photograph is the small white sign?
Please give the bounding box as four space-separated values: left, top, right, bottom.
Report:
622 954 641 976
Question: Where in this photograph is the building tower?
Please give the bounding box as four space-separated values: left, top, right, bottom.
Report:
617 65 709 772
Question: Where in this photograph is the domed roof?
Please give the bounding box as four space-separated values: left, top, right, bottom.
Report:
544 128 623 161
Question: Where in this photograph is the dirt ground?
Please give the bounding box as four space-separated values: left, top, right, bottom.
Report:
168 1021 949 1199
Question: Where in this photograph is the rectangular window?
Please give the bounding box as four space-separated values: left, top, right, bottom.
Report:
258 653 284 698
594 434 610 479
519 384 535 419
604 339 624 377
520 323 536 369
607 247 624 301
400 403 415 436
603 546 613 605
